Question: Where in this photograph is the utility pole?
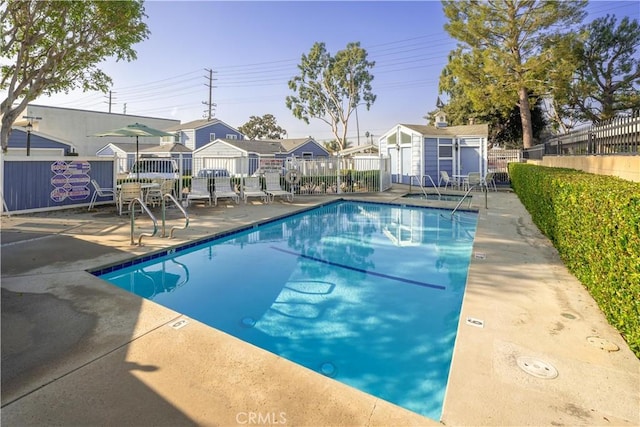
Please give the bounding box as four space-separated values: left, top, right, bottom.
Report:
202 68 217 120
105 91 117 113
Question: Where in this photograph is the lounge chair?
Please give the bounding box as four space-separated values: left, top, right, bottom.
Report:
264 173 293 202
186 177 212 206
88 179 116 211
241 177 268 204
213 177 240 206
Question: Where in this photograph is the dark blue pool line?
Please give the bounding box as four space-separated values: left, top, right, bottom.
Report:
270 246 446 291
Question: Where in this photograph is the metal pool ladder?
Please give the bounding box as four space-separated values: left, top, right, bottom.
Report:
451 185 476 216
129 198 158 246
160 193 189 238
128 193 189 245
410 175 440 198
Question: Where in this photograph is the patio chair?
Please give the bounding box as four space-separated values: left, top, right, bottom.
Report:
146 179 176 207
439 171 453 189
88 179 116 211
482 172 497 192
264 172 293 202
241 177 268 204
186 177 212 206
463 172 482 191
213 177 240 206
118 182 143 215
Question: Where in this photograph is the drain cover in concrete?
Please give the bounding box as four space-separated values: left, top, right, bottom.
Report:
517 356 558 379
170 319 189 329
587 336 619 352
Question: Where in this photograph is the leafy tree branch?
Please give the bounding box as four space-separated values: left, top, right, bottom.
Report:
1 0 149 152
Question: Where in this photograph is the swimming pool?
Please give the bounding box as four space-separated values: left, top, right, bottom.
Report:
96 200 478 421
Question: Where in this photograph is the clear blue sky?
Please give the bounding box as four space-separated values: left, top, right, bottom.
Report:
34 0 640 143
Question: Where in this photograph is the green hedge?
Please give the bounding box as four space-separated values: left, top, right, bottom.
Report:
509 163 640 357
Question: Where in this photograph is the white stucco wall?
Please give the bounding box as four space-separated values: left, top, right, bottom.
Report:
21 105 180 156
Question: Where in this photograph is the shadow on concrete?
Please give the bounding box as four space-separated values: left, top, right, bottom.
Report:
1 233 197 425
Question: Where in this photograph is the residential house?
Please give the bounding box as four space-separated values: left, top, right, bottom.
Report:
338 143 379 157
193 137 330 176
96 142 193 175
164 119 244 151
5 126 79 156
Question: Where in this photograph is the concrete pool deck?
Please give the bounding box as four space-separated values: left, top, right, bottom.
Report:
1 186 638 426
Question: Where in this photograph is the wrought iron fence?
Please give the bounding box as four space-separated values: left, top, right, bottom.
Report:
524 111 640 158
488 149 523 182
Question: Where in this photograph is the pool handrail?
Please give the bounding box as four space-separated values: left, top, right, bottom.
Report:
129 198 158 246
451 185 476 216
161 193 189 238
410 175 441 198
424 175 441 197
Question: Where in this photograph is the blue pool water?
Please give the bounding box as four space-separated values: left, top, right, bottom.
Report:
96 201 478 420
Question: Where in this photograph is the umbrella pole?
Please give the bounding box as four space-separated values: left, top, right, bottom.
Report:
136 135 139 181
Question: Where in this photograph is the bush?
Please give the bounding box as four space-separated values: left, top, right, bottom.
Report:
509 163 640 357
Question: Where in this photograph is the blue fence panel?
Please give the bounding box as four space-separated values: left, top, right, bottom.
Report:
3 158 114 213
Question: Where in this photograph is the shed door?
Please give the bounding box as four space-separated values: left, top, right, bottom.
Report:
389 147 411 184
458 146 481 175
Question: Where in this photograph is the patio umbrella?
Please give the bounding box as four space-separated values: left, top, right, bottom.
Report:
92 123 174 180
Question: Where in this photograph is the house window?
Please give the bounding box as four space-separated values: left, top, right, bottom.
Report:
301 152 313 159
209 133 216 142
226 134 238 140
439 145 453 157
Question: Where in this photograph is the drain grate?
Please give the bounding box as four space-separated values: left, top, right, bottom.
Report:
587 336 619 352
240 316 256 328
516 356 558 379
